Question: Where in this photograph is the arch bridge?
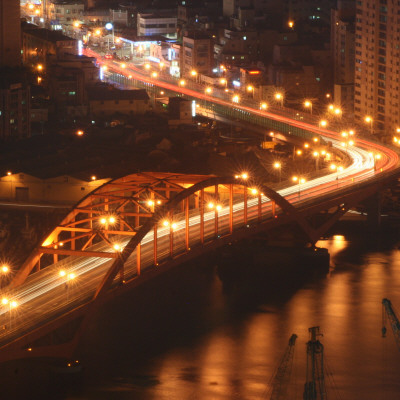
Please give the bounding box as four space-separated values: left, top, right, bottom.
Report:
0 168 396 364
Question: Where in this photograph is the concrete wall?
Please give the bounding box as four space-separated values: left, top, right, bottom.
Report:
0 173 110 205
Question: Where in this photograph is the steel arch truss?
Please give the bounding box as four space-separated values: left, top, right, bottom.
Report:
1 172 334 363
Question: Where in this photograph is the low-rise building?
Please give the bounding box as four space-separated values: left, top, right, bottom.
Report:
46 0 84 32
0 70 31 141
22 26 77 65
137 11 177 38
182 31 213 77
88 87 150 115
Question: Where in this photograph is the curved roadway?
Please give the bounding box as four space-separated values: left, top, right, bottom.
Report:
0 51 399 349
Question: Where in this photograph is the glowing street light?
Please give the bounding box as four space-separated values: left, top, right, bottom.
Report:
179 79 186 87
2 298 18 328
260 102 268 110
288 20 294 29
292 176 306 197
247 85 254 98
37 64 43 72
76 130 84 136
330 164 344 185
334 107 342 116
365 116 373 134
369 152 381 171
275 92 284 107
274 161 282 182
232 95 240 103
319 120 327 128
151 71 158 78
205 87 212 94
304 100 312 114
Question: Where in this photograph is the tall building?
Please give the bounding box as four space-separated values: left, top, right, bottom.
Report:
182 31 213 77
354 0 400 136
331 0 355 114
0 0 21 67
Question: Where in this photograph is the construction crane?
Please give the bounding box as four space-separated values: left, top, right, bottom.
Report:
269 334 298 400
382 298 400 351
303 326 327 400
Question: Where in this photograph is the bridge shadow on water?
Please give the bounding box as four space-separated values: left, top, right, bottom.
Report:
6 221 398 399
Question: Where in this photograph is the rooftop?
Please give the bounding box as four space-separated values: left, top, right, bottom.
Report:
23 27 76 43
88 87 149 101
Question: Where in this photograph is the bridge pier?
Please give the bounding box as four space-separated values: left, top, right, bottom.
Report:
364 191 382 231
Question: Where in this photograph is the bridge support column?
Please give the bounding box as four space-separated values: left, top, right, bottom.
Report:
229 184 233 233
365 191 382 231
185 198 189 250
200 189 204 243
215 184 219 236
244 187 248 224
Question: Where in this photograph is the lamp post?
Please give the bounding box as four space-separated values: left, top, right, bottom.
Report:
2 297 18 329
313 151 320 170
275 92 284 108
319 119 327 128
304 100 312 114
292 176 305 198
330 164 343 186
369 152 381 171
247 85 254 98
365 116 373 134
274 162 282 182
105 22 114 49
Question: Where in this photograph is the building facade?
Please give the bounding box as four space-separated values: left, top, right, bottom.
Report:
0 79 31 141
331 0 355 114
0 0 21 67
354 0 400 136
137 12 177 38
182 32 213 77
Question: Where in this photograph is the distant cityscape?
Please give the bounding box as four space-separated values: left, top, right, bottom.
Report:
0 0 398 145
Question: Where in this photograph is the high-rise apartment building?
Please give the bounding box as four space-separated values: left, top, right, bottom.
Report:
0 0 21 67
354 0 400 136
331 0 355 113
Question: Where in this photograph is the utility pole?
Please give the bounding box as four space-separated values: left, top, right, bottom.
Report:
303 326 327 400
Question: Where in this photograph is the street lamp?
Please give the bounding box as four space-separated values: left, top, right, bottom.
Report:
2 297 18 329
288 20 294 29
292 176 306 197
260 102 268 110
334 107 342 116
105 22 114 46
319 119 327 128
190 69 198 82
274 92 284 108
304 100 312 114
313 151 320 170
247 85 254 98
232 95 239 103
274 161 282 182
205 87 212 95
220 78 227 88
369 152 381 171
365 116 373 134
330 164 343 186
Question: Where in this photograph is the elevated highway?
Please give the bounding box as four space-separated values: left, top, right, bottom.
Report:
0 53 399 364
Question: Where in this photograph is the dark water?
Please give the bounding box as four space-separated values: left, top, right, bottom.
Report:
7 222 400 400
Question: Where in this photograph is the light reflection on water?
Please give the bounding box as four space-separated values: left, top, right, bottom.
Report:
82 231 400 400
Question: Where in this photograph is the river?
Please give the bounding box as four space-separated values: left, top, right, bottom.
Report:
14 221 400 400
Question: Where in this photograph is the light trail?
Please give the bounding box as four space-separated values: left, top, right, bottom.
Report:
0 51 399 345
